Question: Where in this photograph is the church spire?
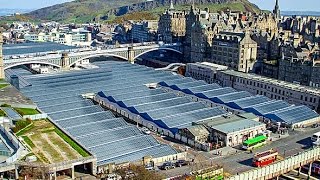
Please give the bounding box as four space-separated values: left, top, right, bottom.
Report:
273 0 280 21
169 0 174 10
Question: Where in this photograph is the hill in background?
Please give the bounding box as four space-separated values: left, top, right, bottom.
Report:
22 0 260 23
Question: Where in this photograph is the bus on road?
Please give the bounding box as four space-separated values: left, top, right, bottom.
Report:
242 135 267 150
252 149 278 167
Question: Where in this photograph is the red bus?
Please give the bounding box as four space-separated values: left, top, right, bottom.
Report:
253 149 278 167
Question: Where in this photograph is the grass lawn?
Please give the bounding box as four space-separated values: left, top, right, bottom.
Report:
0 84 9 89
48 131 79 160
14 108 39 116
0 110 5 117
22 136 35 148
55 128 90 157
16 123 34 136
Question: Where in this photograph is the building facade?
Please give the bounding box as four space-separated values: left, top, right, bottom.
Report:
211 31 258 72
216 70 320 112
185 62 228 84
158 10 187 43
197 113 266 147
131 21 158 42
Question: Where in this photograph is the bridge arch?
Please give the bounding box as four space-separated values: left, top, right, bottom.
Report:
68 53 128 67
133 47 182 59
4 61 62 70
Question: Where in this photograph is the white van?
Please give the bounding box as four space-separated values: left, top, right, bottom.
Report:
311 132 320 142
311 132 320 146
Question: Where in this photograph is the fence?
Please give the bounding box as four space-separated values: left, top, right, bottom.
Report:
227 147 320 180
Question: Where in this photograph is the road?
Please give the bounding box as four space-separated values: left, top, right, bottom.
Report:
204 128 320 175
157 128 320 178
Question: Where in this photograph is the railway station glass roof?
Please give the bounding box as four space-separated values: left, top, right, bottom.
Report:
227 95 270 110
265 105 319 124
244 100 290 116
195 87 237 99
130 97 192 114
212 91 252 104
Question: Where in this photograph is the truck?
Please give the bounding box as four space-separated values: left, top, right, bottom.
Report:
252 149 278 167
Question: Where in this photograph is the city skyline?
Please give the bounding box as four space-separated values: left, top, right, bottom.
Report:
0 0 317 11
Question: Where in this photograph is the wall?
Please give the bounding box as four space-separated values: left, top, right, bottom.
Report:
175 134 211 151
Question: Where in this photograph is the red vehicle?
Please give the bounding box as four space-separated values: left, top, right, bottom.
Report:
253 149 278 167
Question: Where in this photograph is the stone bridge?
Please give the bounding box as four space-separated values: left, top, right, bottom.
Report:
3 43 182 70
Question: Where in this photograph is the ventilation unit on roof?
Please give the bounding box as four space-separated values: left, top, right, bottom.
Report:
145 83 157 89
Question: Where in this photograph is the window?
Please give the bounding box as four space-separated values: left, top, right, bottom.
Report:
305 97 308 101
310 97 313 102
271 94 273 98
301 95 303 100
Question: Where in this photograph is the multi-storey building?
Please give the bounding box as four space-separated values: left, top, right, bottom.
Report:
185 62 228 84
24 28 92 46
131 21 158 42
211 31 258 72
216 70 320 112
158 9 187 43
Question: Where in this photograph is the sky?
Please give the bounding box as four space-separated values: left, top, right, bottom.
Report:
0 0 317 11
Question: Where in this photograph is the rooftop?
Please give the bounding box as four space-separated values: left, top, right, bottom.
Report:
11 61 180 166
188 62 228 71
221 70 320 96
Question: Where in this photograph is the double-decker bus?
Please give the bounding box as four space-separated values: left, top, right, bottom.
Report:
242 135 267 150
252 149 278 167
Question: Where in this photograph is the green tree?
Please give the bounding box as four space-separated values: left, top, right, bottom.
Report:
115 164 163 180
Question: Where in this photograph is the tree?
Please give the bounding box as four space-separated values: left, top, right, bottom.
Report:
115 164 163 180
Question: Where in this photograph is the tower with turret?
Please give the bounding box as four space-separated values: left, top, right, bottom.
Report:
0 32 4 79
273 0 281 21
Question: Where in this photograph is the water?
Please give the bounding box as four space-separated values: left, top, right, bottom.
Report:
0 9 33 16
282 11 320 17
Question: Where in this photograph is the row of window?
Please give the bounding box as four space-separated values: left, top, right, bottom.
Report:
236 77 319 105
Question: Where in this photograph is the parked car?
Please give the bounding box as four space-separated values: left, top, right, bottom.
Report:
175 160 189 167
141 127 151 135
145 165 155 171
160 162 175 170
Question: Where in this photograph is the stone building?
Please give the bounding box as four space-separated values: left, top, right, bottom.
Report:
216 70 320 112
158 9 187 43
211 31 258 72
131 21 158 42
185 62 228 83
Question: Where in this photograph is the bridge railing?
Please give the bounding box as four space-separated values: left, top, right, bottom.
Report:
227 147 320 180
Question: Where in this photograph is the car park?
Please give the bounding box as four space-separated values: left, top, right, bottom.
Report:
175 160 189 167
160 162 175 170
